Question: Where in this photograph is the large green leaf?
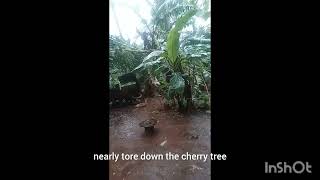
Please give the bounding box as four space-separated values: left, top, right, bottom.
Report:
169 72 185 95
166 9 197 64
133 56 164 71
132 50 164 71
142 50 164 62
185 38 211 45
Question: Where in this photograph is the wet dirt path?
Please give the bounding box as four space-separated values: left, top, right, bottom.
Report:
109 97 211 180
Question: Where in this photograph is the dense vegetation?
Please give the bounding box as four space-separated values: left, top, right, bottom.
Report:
109 0 211 112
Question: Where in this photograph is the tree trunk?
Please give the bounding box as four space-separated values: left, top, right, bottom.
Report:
184 78 192 113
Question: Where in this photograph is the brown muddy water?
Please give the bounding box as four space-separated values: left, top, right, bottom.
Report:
109 97 211 180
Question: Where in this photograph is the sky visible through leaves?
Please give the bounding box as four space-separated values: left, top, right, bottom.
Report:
110 0 210 45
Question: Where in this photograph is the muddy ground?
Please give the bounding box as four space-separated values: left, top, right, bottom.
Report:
109 97 211 180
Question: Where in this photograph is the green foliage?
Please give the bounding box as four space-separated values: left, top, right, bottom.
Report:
193 92 210 109
109 35 149 88
166 9 197 64
109 0 211 111
134 9 204 111
132 50 164 71
169 72 185 96
109 72 121 89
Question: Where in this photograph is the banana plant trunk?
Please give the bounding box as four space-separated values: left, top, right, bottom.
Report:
176 76 192 113
184 77 193 113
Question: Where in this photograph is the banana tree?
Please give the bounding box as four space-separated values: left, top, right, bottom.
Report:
133 9 198 112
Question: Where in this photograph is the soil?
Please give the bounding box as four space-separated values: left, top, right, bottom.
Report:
109 97 211 180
